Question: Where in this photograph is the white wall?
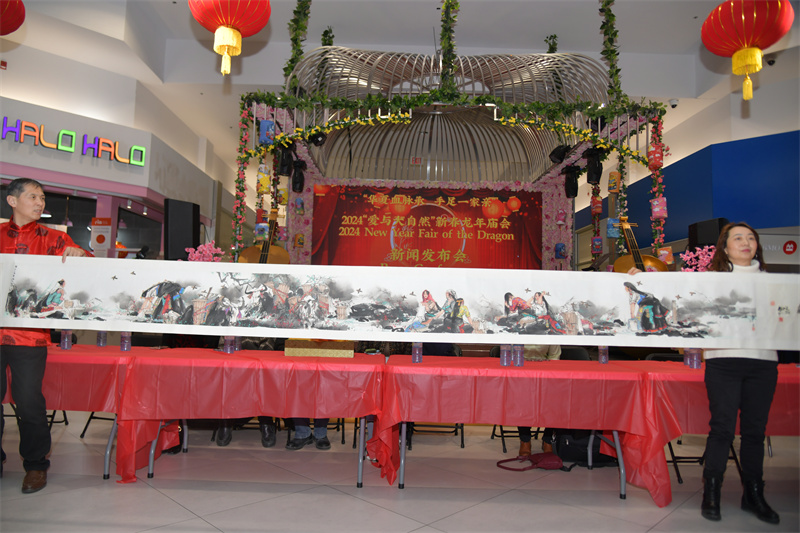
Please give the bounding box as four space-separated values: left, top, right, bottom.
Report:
0 45 136 126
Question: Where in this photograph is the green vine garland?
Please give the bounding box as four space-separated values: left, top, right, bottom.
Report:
439 0 460 99
284 0 311 91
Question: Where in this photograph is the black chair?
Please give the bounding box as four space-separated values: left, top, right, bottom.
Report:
406 344 465 449
645 352 743 484
491 346 590 453
4 403 68 430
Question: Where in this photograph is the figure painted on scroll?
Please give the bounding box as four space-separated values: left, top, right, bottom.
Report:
420 289 441 325
623 281 670 334
496 291 566 334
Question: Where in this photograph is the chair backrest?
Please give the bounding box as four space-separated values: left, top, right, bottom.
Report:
560 346 590 361
452 344 462 357
645 352 683 362
489 345 500 358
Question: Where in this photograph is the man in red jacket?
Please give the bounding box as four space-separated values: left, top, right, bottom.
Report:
1 178 89 493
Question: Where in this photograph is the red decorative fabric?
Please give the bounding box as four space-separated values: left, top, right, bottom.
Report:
312 186 542 269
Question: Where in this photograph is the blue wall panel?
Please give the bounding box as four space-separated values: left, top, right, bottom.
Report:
575 130 799 247
711 131 800 229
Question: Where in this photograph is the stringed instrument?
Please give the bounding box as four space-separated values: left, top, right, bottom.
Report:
613 216 669 273
237 207 291 264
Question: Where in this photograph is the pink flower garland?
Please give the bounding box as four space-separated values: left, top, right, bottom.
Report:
649 116 669 249
233 106 253 258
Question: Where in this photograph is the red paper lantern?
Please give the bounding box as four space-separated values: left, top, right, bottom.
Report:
482 198 505 219
313 184 331 197
702 1 794 100
506 196 522 212
0 0 25 36
188 0 272 75
387 198 411 217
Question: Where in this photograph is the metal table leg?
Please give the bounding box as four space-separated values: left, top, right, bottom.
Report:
356 417 366 488
398 422 407 489
103 416 118 480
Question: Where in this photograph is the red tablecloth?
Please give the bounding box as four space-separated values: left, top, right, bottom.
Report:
617 360 800 437
115 349 385 482
4 347 384 483
367 356 800 508
368 356 680 507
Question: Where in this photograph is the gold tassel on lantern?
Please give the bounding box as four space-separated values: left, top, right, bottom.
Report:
732 46 762 101
214 25 242 75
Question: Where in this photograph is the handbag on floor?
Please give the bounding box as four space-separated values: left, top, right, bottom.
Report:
496 452 563 471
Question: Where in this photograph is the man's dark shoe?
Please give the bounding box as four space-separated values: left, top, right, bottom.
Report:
22 470 47 494
315 436 331 450
260 423 277 448
216 424 233 447
285 435 314 451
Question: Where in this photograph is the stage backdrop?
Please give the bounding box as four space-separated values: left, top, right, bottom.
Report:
312 187 542 269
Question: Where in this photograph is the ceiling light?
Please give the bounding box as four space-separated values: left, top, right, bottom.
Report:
41 210 52 218
142 206 148 216
118 219 127 229
126 199 132 209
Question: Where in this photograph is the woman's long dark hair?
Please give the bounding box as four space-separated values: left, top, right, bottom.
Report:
709 222 766 272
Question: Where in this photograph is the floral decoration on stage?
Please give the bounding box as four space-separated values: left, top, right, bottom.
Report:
648 116 669 249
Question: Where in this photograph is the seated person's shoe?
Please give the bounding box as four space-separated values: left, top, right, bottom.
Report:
260 423 277 448
315 436 331 450
285 435 314 451
216 425 233 447
22 470 47 494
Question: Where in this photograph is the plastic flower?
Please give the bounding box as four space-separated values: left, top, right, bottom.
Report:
186 241 226 262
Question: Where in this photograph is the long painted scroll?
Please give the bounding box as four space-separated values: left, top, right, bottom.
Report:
1 255 798 349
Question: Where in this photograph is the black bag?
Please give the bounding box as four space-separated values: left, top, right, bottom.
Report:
552 429 618 471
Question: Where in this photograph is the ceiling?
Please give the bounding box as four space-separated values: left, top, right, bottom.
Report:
3 0 799 178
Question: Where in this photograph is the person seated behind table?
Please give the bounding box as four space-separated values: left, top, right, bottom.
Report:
517 345 562 456
213 337 282 448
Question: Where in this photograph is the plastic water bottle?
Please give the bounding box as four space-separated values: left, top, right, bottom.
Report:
687 348 702 369
412 342 423 363
598 346 609 364
234 336 242 351
223 336 235 354
511 344 524 367
96 331 108 347
500 344 512 367
120 331 132 352
60 329 72 350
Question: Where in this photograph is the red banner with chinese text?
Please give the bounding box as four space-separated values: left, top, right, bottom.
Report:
312 186 542 269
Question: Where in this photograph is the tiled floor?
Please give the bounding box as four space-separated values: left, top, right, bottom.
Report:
1 413 797 533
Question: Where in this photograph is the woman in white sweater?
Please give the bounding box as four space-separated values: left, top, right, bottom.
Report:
700 222 779 525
